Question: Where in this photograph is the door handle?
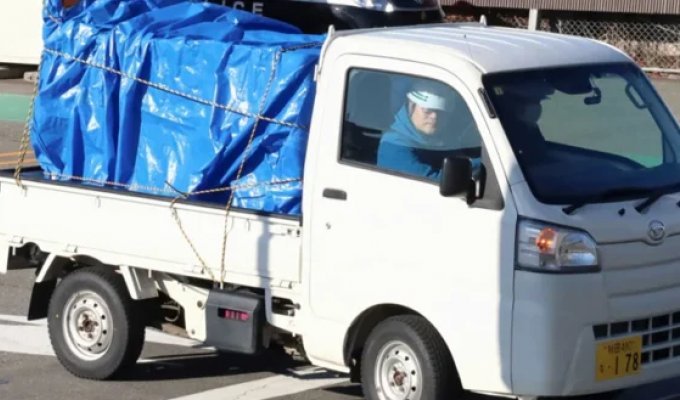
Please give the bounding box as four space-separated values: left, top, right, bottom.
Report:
322 188 347 201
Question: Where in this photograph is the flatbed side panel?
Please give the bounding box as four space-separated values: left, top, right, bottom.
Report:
0 178 302 284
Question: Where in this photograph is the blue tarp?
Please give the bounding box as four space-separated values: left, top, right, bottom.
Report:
32 0 324 215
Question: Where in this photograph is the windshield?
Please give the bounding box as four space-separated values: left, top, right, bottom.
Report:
483 63 680 205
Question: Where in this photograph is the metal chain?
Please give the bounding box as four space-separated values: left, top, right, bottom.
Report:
33 172 301 282
44 0 63 24
218 48 285 288
42 172 300 198
23 5 319 285
167 177 301 281
42 48 308 130
41 173 177 195
16 0 60 187
14 53 44 188
169 197 217 282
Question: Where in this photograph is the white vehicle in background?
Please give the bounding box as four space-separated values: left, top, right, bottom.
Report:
210 0 444 32
3 23 680 400
0 1 42 65
0 0 444 66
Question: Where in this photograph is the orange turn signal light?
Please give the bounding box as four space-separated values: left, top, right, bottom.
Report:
535 228 557 253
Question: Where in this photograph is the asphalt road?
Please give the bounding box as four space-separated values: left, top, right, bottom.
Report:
1 77 680 400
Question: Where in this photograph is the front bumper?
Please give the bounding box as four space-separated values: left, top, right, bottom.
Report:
512 270 680 397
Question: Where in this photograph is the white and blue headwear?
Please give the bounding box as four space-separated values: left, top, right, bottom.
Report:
406 81 449 112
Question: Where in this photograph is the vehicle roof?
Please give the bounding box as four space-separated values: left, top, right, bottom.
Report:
341 23 632 74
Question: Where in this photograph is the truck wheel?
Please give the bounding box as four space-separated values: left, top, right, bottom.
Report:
361 315 461 400
47 266 145 380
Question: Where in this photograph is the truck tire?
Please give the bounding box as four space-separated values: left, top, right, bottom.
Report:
360 315 462 400
47 266 145 380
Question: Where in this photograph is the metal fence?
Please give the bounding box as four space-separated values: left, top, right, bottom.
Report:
445 11 680 73
549 18 680 72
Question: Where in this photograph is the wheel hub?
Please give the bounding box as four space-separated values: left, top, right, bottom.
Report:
392 369 407 386
375 341 422 400
63 291 113 361
76 310 101 341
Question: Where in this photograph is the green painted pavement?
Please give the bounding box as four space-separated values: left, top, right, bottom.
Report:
0 94 32 123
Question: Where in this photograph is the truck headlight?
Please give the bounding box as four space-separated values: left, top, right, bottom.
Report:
516 219 599 272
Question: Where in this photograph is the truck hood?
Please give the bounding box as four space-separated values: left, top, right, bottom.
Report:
511 180 680 245
511 180 680 301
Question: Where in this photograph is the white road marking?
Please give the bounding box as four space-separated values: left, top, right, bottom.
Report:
0 321 53 356
169 366 347 400
0 314 45 325
0 313 349 398
0 313 200 356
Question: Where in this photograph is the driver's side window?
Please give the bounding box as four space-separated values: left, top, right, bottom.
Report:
340 69 481 181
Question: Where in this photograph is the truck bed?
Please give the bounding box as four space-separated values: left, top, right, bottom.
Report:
0 169 303 289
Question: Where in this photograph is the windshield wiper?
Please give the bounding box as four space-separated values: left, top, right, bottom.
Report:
634 182 680 213
562 186 655 215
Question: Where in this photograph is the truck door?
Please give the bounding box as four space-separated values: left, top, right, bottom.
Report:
304 55 517 391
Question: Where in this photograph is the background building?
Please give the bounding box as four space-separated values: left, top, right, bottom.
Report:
443 0 680 73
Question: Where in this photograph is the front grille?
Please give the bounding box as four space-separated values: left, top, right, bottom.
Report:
594 311 680 365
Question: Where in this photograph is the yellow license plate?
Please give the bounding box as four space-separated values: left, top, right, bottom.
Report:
596 336 642 381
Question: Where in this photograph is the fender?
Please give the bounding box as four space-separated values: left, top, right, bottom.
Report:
119 265 158 300
28 256 158 320
28 253 72 320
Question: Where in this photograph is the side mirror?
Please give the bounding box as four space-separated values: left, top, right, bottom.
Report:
440 157 473 198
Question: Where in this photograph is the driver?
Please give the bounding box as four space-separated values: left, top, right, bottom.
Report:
377 80 457 180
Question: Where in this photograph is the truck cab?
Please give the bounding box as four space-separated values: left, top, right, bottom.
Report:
3 15 680 400
300 25 680 398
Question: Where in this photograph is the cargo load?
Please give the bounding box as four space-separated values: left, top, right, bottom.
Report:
32 0 324 215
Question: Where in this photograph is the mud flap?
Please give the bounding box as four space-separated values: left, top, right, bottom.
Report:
27 279 57 320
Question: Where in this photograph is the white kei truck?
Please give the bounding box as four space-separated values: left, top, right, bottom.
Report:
2 23 680 400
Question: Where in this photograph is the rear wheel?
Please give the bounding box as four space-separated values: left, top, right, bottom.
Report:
47 266 145 380
361 315 461 400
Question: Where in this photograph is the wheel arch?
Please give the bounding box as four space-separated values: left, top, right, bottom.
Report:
343 303 458 383
29 253 149 320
